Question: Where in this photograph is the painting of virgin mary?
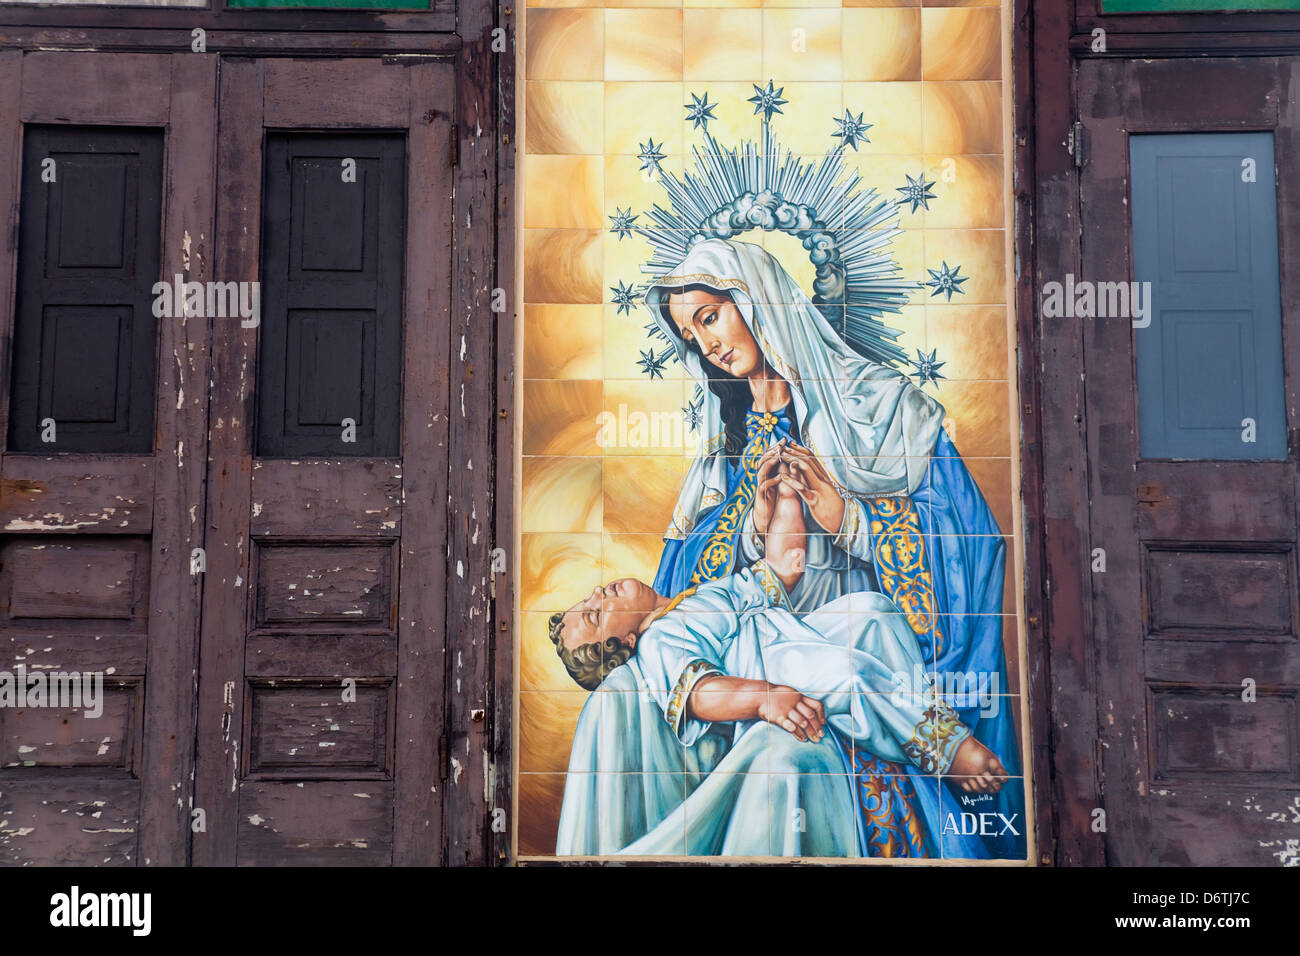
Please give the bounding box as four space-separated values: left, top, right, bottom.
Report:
556 237 1025 859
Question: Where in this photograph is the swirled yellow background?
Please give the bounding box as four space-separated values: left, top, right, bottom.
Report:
519 0 1021 858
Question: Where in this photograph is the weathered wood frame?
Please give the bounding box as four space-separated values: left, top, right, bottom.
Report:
1078 55 1300 866
0 0 515 867
0 51 217 866
1015 0 1300 866
0 1 456 36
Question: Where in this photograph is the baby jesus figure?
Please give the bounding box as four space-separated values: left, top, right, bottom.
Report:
550 457 1008 791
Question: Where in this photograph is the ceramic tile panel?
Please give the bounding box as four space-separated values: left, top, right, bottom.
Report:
520 0 1028 862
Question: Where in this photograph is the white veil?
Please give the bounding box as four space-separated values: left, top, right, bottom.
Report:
644 238 945 538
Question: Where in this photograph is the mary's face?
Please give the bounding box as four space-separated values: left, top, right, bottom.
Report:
666 289 762 379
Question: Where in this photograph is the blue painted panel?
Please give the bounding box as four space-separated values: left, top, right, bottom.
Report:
1130 132 1287 460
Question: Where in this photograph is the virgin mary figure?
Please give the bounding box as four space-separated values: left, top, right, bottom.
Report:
556 237 1024 859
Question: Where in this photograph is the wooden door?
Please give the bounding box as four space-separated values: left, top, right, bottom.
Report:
191 58 454 865
1078 56 1300 865
0 52 216 865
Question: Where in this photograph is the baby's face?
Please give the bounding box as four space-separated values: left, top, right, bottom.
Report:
560 578 658 650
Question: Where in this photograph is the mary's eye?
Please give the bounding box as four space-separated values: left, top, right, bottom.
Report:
702 310 717 325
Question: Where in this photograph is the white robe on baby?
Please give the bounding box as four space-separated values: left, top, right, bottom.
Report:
556 563 969 856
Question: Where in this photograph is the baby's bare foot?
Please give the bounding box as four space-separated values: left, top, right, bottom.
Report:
948 736 1008 793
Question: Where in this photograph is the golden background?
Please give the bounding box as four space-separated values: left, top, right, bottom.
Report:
519 0 1018 857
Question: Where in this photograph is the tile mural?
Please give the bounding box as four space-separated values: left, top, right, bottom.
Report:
518 0 1031 861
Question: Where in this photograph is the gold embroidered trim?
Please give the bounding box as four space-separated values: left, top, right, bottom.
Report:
666 658 721 739
864 496 944 657
855 758 931 858
749 559 790 610
901 700 971 775
652 273 751 294
688 412 780 584
833 497 863 551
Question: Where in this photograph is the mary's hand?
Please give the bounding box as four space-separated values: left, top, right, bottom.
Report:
778 443 847 535
751 442 784 536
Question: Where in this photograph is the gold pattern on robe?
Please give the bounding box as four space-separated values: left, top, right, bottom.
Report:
689 412 779 584
902 700 970 776
665 657 718 739
864 495 944 658
749 559 789 610
855 760 930 858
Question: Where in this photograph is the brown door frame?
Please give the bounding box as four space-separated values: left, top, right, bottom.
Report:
0 51 217 865
191 56 457 866
1078 55 1300 866
1016 0 1300 866
0 0 516 866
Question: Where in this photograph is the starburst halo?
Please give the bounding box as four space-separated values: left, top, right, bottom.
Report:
911 348 947 389
608 207 639 241
609 80 968 391
925 261 969 302
685 91 718 133
832 109 872 152
898 172 938 214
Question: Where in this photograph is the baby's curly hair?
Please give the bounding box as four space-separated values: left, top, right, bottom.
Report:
548 611 635 691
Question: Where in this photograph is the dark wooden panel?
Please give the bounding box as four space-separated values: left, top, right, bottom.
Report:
262 60 413 128
19 53 170 125
1150 686 1297 781
8 126 163 453
237 781 394 866
245 633 396 678
0 457 154 533
0 682 139 770
1147 639 1300 687
252 541 395 631
247 681 390 776
0 779 139 865
1138 462 1295 542
0 631 148 674
249 459 402 537
286 309 373 429
1146 547 1295 638
43 306 131 426
1146 786 1300 866
49 158 130 272
0 536 150 622
257 132 405 458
